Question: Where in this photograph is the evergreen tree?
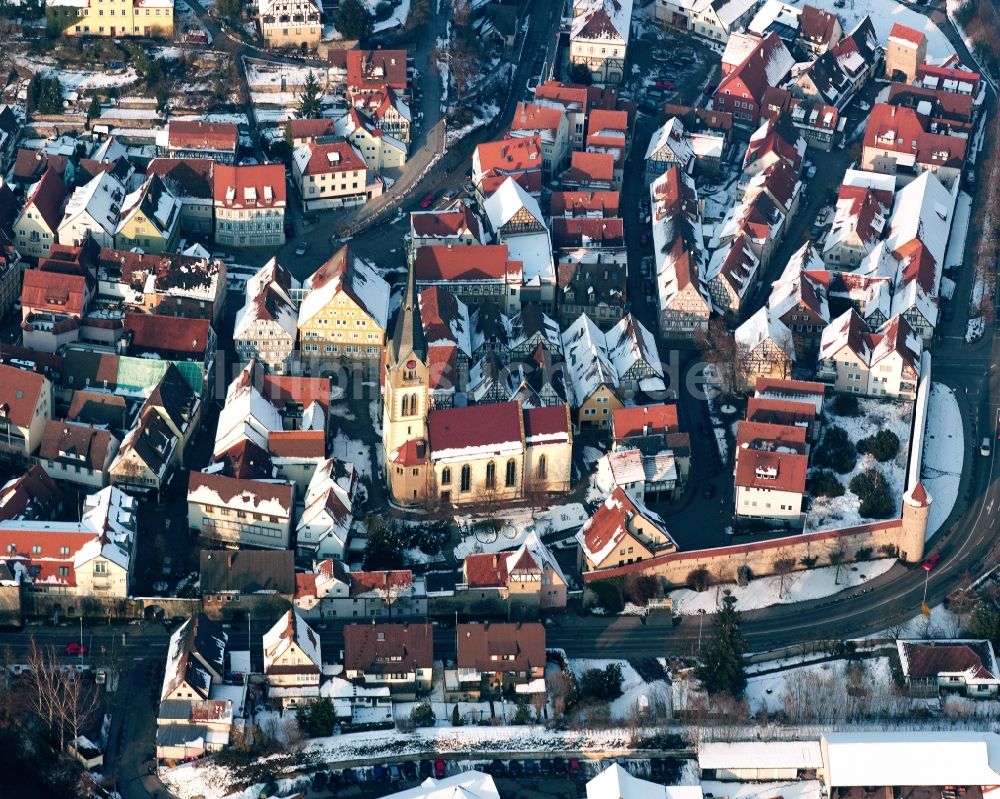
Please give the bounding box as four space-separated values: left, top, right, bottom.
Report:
335 0 373 40
87 95 101 122
696 594 748 697
298 70 322 119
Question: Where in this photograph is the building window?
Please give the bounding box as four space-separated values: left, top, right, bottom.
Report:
460 465 471 492
537 455 547 479
485 461 496 489
505 459 516 487
441 467 451 485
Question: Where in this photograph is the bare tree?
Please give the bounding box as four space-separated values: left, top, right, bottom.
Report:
59 672 99 753
546 670 573 718
773 558 796 599
828 547 847 585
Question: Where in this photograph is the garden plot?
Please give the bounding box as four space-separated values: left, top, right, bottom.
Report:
668 558 898 615
568 659 670 722
452 503 588 559
921 382 964 539
805 397 913 532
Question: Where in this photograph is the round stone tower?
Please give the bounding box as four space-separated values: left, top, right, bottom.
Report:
899 481 932 563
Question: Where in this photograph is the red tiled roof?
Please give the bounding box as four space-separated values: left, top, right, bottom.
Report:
456 622 545 672
510 102 565 134
464 551 511 588
916 63 981 94
755 376 826 395
387 438 429 466
414 244 519 282
523 405 570 445
124 312 211 358
346 49 408 91
428 401 523 455
551 216 624 249
550 190 620 217
894 239 937 293
263 374 330 413
147 158 215 200
717 32 791 107
746 396 817 427
474 136 543 176
298 141 367 175
13 149 68 183
39 420 115 471
410 206 481 239
212 163 286 208
287 118 336 140
735 420 808 453
187 471 293 514
800 4 840 45
268 430 326 458
533 80 589 110
863 104 967 167
901 641 996 680
612 403 679 440
21 167 68 233
21 268 87 317
0 464 62 522
889 22 926 47
167 120 238 152
343 622 433 672
562 150 615 184
349 569 413 597
587 108 628 136
734 448 807 493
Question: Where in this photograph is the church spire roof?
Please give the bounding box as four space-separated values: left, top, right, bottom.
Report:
390 258 427 364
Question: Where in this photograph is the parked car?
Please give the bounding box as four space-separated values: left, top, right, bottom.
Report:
311 771 328 791
490 759 506 777
553 758 568 775
527 76 539 90
568 758 581 775
294 240 310 256
402 761 417 780
524 760 539 775
65 642 88 656
981 437 992 457
420 192 435 208
703 82 717 95
539 759 553 775
441 189 458 201
372 765 387 782
655 79 677 90
508 760 523 777
922 552 942 570
434 759 447 779
389 764 400 782
341 768 356 784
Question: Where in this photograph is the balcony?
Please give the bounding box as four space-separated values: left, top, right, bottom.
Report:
816 359 837 382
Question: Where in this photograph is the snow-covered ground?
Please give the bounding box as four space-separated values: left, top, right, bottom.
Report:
811 0 954 62
366 0 411 32
246 60 321 90
445 100 501 146
921 382 964 539
452 503 587 559
702 781 821 799
568 659 669 721
966 316 986 342
805 398 913 532
330 431 373 480
668 558 897 615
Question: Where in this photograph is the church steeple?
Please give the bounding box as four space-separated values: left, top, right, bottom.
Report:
389 258 427 365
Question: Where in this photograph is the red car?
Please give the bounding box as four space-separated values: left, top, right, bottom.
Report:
434 759 446 779
420 193 435 208
65 642 88 656
655 79 676 90
922 553 941 571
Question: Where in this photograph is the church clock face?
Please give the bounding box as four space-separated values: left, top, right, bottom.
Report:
406 359 416 369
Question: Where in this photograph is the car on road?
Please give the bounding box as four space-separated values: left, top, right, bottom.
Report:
982 437 992 457
294 240 310 256
922 552 942 571
434 759 447 779
553 757 568 775
508 760 523 777
420 192 435 208
703 82 717 95
527 76 540 90
806 164 818 179
655 79 677 90
703 482 715 499
639 231 649 245
402 761 417 781
441 189 458 202
65 642 88 656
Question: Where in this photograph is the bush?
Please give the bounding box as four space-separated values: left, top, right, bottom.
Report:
833 393 860 416
813 426 856 474
588 578 624 613
374 0 395 20
624 573 659 606
857 429 900 462
849 469 895 519
295 698 335 738
414 520 449 556
808 469 845 498
512 702 532 725
855 546 873 561
579 663 624 701
451 704 463 726
410 701 436 727
686 567 711 592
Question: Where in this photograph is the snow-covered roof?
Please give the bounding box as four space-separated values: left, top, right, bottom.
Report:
822 732 1000 787
503 230 556 285
263 609 322 673
722 31 763 69
748 0 801 37
606 314 664 387
735 306 794 361
570 0 633 45
378 771 500 799
483 176 544 234
213 363 284 457
234 258 299 341
698 741 823 771
645 117 694 166
587 764 702 799
885 170 954 272
561 313 618 404
60 171 126 237
713 0 759 27
299 246 390 330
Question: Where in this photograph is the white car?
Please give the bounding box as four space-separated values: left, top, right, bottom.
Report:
982 437 992 457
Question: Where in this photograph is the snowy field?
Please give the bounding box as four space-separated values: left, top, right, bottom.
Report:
246 60 322 91
452 503 587 559
811 0 954 62
921 382 964 539
668 558 897 615
568 659 670 721
805 398 913 532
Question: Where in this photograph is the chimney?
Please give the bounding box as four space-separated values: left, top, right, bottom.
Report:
891 106 896 117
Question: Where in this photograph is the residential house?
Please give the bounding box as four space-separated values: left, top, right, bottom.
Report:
508 103 570 176
861 104 966 189
596 447 680 503
0 485 137 597
586 108 630 185
0 107 21 174
459 532 569 613
58 171 127 250
37 420 119 489
612 403 680 448
472 135 544 201
713 32 795 128
418 285 473 408
886 23 927 83
0 365 52 459
113 173 181 254
818 310 922 399
291 140 369 213
831 17 883 96
452 622 545 699
556 251 628 329
199 549 295 620
146 158 215 236
158 613 227 703
569 0 633 86
263 610 323 707
655 0 759 44
797 4 842 55
576 486 677 572
0 464 64 522
156 121 238 165
413 243 524 316
823 183 892 268
46 0 174 37
187 471 294 550
295 458 360 560
108 406 178 496
123 313 215 367
297 244 390 375
343 622 433 699
560 150 617 191
14 168 68 260
257 0 321 49
233 258 300 374
767 248 831 352
645 118 694 181
11 150 70 192
734 306 795 389
335 108 407 172
286 118 336 148
345 49 408 96
409 206 484 257
295 560 428 619
897 640 1000 698
734 419 808 528
649 167 711 336
213 163 286 248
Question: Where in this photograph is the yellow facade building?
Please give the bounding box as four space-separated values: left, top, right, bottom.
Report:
47 0 174 38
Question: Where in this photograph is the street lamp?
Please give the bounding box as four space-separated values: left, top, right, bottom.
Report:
697 608 707 651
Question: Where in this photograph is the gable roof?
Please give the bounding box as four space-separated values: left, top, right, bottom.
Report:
166 121 238 153
263 609 321 672
299 245 390 330
717 31 795 105
343 622 433 672
213 163 286 209
0 364 47 428
456 622 546 672
20 167 68 233
124 312 212 358
199 549 295 594
576 487 674 565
